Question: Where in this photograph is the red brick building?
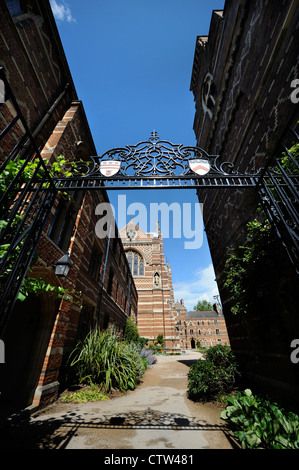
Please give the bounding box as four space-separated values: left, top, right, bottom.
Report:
174 300 230 350
0 0 137 412
120 218 179 351
119 216 230 352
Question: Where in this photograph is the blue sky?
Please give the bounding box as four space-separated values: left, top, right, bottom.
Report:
50 0 225 310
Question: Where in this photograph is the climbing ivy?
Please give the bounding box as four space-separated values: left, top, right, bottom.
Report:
222 218 278 315
0 155 76 301
17 276 71 302
222 142 298 315
0 154 75 202
280 142 299 173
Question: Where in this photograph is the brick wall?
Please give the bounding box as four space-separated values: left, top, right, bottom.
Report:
190 0 299 407
0 0 75 149
0 1 138 409
31 105 138 405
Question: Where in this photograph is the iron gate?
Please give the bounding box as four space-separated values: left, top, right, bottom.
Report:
0 68 298 334
256 127 299 277
0 69 60 333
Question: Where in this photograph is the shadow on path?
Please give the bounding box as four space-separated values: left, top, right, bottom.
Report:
0 406 237 449
177 358 199 367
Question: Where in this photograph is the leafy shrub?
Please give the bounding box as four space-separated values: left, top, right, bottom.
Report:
124 318 148 349
125 317 139 343
187 345 239 401
204 344 237 369
137 336 149 348
155 334 165 348
221 389 299 449
148 335 166 355
125 342 147 382
69 327 156 393
69 327 140 392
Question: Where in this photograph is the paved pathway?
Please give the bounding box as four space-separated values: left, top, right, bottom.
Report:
1 351 235 450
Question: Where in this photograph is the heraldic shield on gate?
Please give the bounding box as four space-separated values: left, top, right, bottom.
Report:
51 130 262 191
96 131 213 178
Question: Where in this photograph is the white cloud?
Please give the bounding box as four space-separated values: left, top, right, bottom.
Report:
50 0 76 23
173 263 219 311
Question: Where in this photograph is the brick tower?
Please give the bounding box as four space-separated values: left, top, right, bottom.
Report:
120 218 179 351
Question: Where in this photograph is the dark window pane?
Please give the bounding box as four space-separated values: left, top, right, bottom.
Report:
77 304 94 341
5 0 24 16
89 245 102 281
133 255 138 276
139 259 144 276
107 269 113 295
48 194 83 252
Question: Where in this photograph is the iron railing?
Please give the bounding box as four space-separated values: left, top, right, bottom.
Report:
255 127 299 275
0 68 59 335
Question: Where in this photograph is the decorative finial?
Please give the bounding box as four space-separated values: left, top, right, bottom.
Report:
150 130 159 142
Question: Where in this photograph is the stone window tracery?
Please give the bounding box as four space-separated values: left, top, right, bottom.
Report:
202 71 217 118
126 250 144 277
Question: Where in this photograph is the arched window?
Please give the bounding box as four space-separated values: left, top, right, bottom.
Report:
126 250 144 277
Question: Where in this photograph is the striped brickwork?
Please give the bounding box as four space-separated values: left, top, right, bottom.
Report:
120 220 180 351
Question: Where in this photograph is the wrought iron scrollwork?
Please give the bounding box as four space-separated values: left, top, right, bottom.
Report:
69 131 261 180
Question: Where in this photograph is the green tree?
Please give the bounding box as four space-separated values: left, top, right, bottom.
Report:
194 299 213 311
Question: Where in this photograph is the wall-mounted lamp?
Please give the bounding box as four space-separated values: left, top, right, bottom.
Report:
54 253 73 277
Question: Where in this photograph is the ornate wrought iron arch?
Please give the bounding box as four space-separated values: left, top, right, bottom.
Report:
49 130 260 191
0 62 298 335
38 129 299 283
47 130 298 280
